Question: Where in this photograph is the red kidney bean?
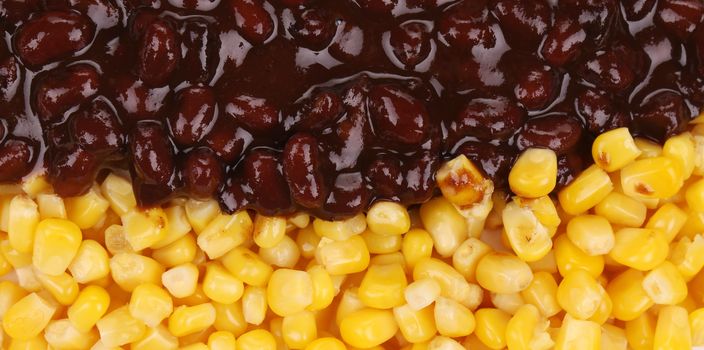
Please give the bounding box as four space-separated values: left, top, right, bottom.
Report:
283 133 326 209
34 64 100 125
168 86 216 147
14 11 95 67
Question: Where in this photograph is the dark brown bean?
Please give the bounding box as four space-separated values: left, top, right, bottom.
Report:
454 95 526 141
243 149 292 215
14 11 95 67
181 147 223 200
48 144 98 197
516 115 584 155
0 138 35 182
34 64 100 125
168 86 217 147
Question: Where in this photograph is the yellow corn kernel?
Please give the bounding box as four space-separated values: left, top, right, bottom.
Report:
212 301 246 336
238 329 276 350
315 235 370 275
180 343 208 350
565 215 614 256
66 285 110 333
621 156 684 199
558 165 613 215
476 253 533 294
35 271 78 305
625 312 655 350
427 335 464 350
557 270 605 320
591 127 640 171
3 292 56 340
131 324 178 350
647 203 687 242
0 246 11 276
208 331 237 350
267 268 313 316
595 191 647 227
202 263 243 304
452 237 491 282
506 304 554 350
635 137 662 158
129 283 173 327
687 179 704 213
509 148 557 198
588 290 612 325
336 288 365 325
288 212 309 229
161 262 199 299
149 205 192 249
253 215 287 248
664 132 696 178
36 193 66 220
296 225 320 259
259 234 300 268
110 253 163 292
490 292 524 315
8 336 49 350
68 239 110 284
306 264 334 311
121 207 168 251
242 286 267 325
642 261 688 305
221 246 273 286
152 234 197 268
609 228 668 271
14 265 41 292
402 228 434 269
100 173 136 216
606 269 654 321
434 296 475 337
358 262 407 309
44 318 99 349
104 224 134 255
183 198 219 235
554 235 604 278
554 315 600 350
436 154 491 207
1 238 31 268
339 308 398 349
313 213 367 241
691 308 704 346
32 218 82 276
168 303 215 337
654 305 691 350
671 234 704 280
392 304 436 343
96 306 146 347
64 186 110 229
8 195 39 253
599 323 627 350
282 310 317 349
404 278 441 311
361 229 402 254
474 308 510 349
520 271 561 317
419 197 467 257
413 258 476 307
304 337 346 350
501 201 552 262
0 281 26 319
366 201 411 236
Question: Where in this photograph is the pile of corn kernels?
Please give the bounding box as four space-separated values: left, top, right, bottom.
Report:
2 121 704 350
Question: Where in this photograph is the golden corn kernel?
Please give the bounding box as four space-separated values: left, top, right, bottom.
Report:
598 323 627 350
654 305 691 350
0 281 26 319
413 257 476 308
44 318 99 349
405 278 441 311
594 191 647 227
490 292 524 315
129 283 173 327
212 301 246 336
625 312 656 350
588 289 612 325
358 262 407 309
609 228 669 271
253 215 287 248
642 261 688 305
65 186 110 229
268 268 313 316
476 253 533 294
32 218 82 276
506 304 554 350
554 234 604 278
366 201 411 236
149 205 192 249
161 262 199 298
434 296 475 337
173 283 209 307
313 213 367 241
121 207 168 251
184 198 220 234
66 285 110 333
0 246 11 276
68 239 110 284
304 337 346 350
36 193 67 220
428 335 465 350
8 336 49 350
474 308 510 349
296 225 320 259
635 137 663 158
2 292 56 340
282 310 317 349
242 286 268 325
180 343 208 350
509 148 558 199
259 234 300 268
315 235 370 275
591 127 641 172
436 154 492 207
221 246 273 286
361 229 402 254
558 165 613 215
131 324 178 350
419 197 467 257
168 303 215 337
1 238 31 268
606 269 654 321
96 306 146 347
452 237 491 282
664 132 696 179
621 156 684 199
238 329 277 350
565 215 614 256
690 308 704 345
14 265 41 292
557 270 605 320
671 234 704 280
306 264 334 311
501 201 552 262
100 173 137 216
35 270 79 305
335 287 364 326
202 263 243 304
392 304 436 343
647 203 688 243
104 224 135 255
152 234 197 268
8 195 39 253
208 330 237 350
554 315 600 350
110 253 164 292
339 308 398 349
520 271 561 317
402 228 434 269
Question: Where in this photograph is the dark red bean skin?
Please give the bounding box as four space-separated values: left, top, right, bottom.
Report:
231 0 275 44
634 91 689 142
492 0 550 50
130 122 176 184
622 0 657 21
111 76 171 123
456 141 516 188
203 118 249 163
575 88 629 134
556 152 585 190
514 66 558 110
0 139 35 182
137 19 180 86
399 152 438 204
655 0 704 40
368 84 429 146
289 8 336 50
287 91 343 132
283 133 325 209
579 51 636 93
365 156 403 200
541 16 586 67
13 11 95 67
34 64 100 125
218 176 251 214
389 22 432 69
0 57 20 103
516 115 584 155
438 4 496 52
181 147 223 200
242 149 292 215
224 94 280 134
454 95 526 141
48 144 98 197
69 98 125 155
180 19 218 83
168 86 217 147
322 171 370 219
